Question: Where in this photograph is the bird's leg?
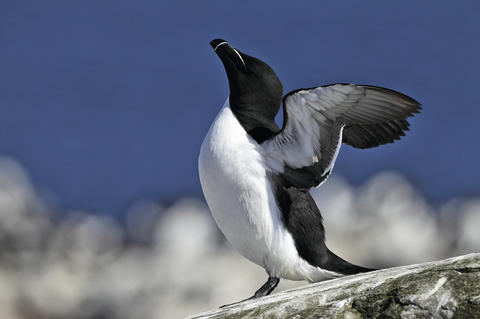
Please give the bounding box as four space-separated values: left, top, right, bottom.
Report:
250 276 280 298
220 277 280 308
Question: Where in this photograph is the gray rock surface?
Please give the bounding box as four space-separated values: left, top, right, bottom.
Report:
187 253 480 319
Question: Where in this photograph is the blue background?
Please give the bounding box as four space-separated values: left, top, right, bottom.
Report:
1 1 478 214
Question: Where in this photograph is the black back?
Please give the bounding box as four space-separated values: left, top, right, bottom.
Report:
273 175 374 275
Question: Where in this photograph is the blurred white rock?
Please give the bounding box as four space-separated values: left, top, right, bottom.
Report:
0 157 478 319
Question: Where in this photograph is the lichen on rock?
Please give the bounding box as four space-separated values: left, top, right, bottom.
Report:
187 253 480 319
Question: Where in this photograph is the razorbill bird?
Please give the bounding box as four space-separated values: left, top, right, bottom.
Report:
199 39 421 303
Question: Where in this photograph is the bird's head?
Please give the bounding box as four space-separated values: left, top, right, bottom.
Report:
210 39 283 127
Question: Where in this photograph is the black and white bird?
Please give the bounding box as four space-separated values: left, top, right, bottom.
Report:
199 39 421 303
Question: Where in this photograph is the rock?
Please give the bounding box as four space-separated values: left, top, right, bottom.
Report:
187 253 480 319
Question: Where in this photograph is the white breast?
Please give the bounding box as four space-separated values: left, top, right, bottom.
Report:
198 99 341 281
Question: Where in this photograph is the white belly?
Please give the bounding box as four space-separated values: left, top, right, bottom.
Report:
198 100 340 281
198 102 273 267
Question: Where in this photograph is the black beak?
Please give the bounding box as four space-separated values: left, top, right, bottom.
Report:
210 38 228 51
210 38 247 73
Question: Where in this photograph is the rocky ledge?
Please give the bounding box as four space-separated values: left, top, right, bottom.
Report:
187 253 480 319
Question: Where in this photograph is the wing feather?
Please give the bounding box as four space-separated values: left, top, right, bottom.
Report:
261 84 421 188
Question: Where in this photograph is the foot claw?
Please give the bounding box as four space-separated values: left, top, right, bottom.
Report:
218 276 279 308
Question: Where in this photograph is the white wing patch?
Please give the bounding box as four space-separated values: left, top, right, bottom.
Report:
262 87 350 178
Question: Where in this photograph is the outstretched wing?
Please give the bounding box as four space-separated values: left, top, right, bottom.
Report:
261 84 421 189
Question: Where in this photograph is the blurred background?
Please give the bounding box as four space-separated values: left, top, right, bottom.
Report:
0 1 479 318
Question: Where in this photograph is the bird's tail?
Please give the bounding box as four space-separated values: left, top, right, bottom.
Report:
325 248 377 275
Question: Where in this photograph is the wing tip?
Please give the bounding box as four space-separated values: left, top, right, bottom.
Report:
361 84 423 114
319 83 423 116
